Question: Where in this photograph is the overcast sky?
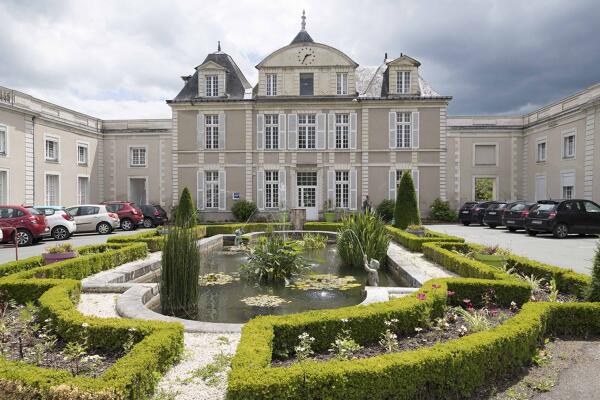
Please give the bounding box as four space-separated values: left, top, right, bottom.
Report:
1 0 599 119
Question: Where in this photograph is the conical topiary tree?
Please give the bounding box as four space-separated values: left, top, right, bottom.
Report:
175 187 196 227
393 171 421 229
587 242 600 302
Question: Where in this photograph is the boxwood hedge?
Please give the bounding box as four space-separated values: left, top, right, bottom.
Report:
202 222 291 236
386 226 464 252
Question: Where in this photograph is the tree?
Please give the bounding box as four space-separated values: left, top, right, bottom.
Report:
393 171 421 229
587 242 600 302
175 187 196 227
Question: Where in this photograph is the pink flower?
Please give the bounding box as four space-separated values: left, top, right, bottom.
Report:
447 290 456 297
417 293 427 301
490 309 498 317
432 284 442 289
462 299 471 304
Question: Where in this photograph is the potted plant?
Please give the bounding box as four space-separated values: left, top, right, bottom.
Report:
473 245 508 268
323 199 336 222
42 243 77 265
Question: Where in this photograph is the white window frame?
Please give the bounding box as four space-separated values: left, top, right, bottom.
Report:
0 168 9 204
266 73 277 96
77 174 90 204
335 113 350 149
264 114 279 150
336 72 348 95
335 170 350 209
536 137 547 163
562 129 576 159
298 114 316 149
0 124 7 156
205 114 220 149
44 172 61 205
127 176 149 205
129 146 147 167
472 143 499 167
77 141 89 166
472 175 498 202
396 112 411 148
396 71 410 94
205 171 219 209
562 185 574 199
264 170 280 209
44 135 60 162
206 75 218 97
560 170 576 200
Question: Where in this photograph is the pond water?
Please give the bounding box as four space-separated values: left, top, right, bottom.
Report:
153 245 408 323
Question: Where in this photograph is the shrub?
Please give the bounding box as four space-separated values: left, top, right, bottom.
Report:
587 242 600 302
386 226 464 252
231 200 258 222
303 222 342 232
375 199 395 223
394 171 420 229
337 211 390 269
429 198 457 222
240 234 307 283
175 187 196 227
202 222 291 236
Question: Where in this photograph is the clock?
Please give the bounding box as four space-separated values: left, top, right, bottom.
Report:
297 47 316 65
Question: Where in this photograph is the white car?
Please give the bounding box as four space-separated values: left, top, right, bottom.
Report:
32 206 77 240
66 205 120 234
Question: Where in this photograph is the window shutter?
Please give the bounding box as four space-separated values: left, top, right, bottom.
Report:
389 111 397 149
411 168 420 201
350 169 358 210
411 111 420 149
256 114 264 150
218 112 226 149
316 113 326 149
218 170 226 211
327 170 335 207
289 170 297 207
389 170 397 200
279 168 287 210
257 170 265 211
328 113 335 149
197 170 205 210
350 112 357 149
278 114 286 149
197 113 204 150
288 114 297 150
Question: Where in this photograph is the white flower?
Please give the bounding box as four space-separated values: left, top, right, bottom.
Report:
81 323 89 328
390 319 398 323
414 327 423 333
341 318 349 323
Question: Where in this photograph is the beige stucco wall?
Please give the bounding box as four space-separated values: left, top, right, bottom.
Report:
0 108 27 204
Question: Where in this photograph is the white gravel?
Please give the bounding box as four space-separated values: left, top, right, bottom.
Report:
77 293 120 318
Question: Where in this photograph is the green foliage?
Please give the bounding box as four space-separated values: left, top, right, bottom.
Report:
337 211 390 269
45 243 76 254
297 233 327 250
240 235 308 283
375 199 395 223
429 198 457 222
303 222 342 232
587 241 600 302
393 171 420 229
202 222 291 236
231 200 258 222
453 307 492 333
0 256 43 278
386 226 464 252
474 178 495 201
329 329 362 360
175 187 196 227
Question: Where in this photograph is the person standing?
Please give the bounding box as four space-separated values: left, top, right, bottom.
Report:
362 195 372 213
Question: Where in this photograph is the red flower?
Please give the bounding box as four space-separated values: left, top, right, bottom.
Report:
432 284 442 289
490 309 498 316
447 290 456 297
417 293 427 301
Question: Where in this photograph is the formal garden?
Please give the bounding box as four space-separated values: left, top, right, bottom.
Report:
0 171 598 399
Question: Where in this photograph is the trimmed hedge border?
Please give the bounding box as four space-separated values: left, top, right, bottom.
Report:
202 222 291 236
302 222 343 232
386 226 464 252
106 226 207 252
0 242 184 400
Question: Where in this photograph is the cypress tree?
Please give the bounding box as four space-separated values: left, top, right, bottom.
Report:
393 171 421 229
587 242 600 302
175 187 196 227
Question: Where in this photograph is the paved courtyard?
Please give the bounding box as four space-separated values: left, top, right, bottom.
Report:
0 229 153 264
426 224 597 275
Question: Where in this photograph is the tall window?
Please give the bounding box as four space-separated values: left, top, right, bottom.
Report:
563 134 575 158
266 74 277 96
562 185 573 199
45 174 59 205
298 114 316 149
205 115 219 149
264 114 279 149
77 176 90 204
77 143 88 165
45 138 59 161
0 126 6 155
395 112 411 148
130 147 146 167
537 141 547 162
335 171 350 208
396 71 410 94
206 75 218 97
0 170 7 204
205 171 219 208
336 73 348 95
299 73 314 96
335 113 349 149
264 170 280 209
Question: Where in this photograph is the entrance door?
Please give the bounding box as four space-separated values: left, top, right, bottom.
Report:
129 178 147 205
297 172 318 221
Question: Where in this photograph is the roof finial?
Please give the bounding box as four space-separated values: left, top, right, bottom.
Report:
217 41 221 52
301 9 306 31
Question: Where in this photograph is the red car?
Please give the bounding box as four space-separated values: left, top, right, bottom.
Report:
101 201 144 231
0 205 49 246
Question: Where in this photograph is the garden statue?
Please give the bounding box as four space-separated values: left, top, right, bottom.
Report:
234 228 244 246
363 254 380 287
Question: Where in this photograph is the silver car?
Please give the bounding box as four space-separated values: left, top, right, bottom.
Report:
66 205 120 234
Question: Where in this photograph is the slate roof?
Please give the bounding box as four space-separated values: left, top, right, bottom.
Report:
290 29 314 44
169 51 252 102
355 62 444 99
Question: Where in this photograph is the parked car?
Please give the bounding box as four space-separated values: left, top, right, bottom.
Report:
101 201 144 231
140 204 168 228
502 201 537 232
153 204 169 221
66 205 120 234
33 205 77 240
461 201 496 225
0 205 49 246
483 202 508 228
525 199 600 238
458 202 478 225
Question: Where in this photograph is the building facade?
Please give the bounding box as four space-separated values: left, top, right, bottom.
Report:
0 16 599 220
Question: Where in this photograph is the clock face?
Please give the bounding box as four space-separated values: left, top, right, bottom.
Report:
297 47 316 65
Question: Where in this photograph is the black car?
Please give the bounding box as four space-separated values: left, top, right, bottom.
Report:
483 202 508 228
458 202 478 225
502 201 537 232
525 199 600 238
467 201 496 225
140 204 168 228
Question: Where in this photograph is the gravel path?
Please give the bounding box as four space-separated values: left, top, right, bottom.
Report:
77 293 120 318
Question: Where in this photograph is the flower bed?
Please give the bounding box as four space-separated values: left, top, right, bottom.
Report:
386 226 464 252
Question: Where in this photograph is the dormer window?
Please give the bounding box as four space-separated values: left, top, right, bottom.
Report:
206 75 218 97
396 71 410 94
299 73 314 96
336 73 348 95
266 74 277 96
